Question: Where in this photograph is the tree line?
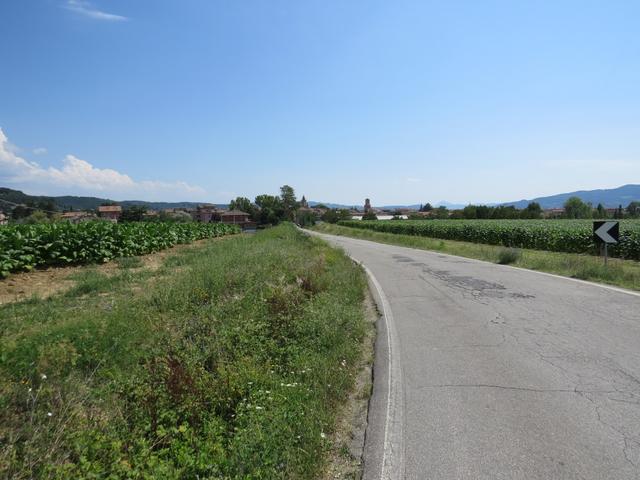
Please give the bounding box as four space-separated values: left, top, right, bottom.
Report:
409 198 640 220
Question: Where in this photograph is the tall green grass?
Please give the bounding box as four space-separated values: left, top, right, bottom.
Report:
0 224 368 479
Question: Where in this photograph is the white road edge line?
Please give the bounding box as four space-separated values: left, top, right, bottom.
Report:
302 228 405 479
357 260 405 480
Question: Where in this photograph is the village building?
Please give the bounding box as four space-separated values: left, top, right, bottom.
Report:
221 209 250 224
98 205 122 222
193 204 221 223
364 198 372 213
0 212 8 225
220 209 256 230
60 211 96 223
143 210 159 219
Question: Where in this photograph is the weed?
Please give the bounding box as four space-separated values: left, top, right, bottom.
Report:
497 248 521 265
116 256 143 269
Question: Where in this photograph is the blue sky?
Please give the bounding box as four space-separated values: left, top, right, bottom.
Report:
1 1 639 205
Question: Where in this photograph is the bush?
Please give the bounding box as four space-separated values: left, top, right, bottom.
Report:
497 247 521 265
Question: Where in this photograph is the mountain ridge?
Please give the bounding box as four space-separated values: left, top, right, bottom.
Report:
1 184 639 214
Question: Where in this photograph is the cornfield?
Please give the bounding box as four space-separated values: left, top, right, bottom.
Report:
338 219 640 260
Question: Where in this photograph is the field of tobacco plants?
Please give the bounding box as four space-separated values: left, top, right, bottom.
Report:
339 219 640 260
0 222 239 277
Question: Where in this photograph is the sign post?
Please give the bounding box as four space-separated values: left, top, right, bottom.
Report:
593 221 619 265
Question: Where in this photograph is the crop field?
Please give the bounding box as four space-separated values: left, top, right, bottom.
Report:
0 222 239 277
338 219 640 260
0 224 369 478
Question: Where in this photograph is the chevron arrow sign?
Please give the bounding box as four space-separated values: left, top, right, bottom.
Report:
593 221 619 244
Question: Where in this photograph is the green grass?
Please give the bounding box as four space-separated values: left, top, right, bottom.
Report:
115 256 144 269
0 223 369 479
313 223 640 291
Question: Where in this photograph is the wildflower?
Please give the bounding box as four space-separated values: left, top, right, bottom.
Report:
320 432 326 439
41 374 47 380
255 406 264 410
28 388 32 392
47 412 52 417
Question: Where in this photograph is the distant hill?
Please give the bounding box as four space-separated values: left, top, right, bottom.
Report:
311 185 640 211
0 187 225 213
502 184 640 209
309 200 466 211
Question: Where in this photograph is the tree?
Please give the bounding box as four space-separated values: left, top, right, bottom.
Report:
462 205 477 219
21 210 51 224
520 202 542 219
362 211 378 220
229 197 258 222
563 197 591 219
420 203 433 212
627 201 640 218
321 209 352 224
255 194 285 225
120 205 147 222
613 204 625 219
295 209 316 227
321 209 339 223
280 185 298 221
229 197 255 216
595 203 607 219
433 206 449 219
498 206 520 219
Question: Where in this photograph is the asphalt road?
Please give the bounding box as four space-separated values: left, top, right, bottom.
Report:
307 230 640 480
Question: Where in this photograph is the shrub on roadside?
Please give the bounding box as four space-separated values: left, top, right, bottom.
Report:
497 247 521 265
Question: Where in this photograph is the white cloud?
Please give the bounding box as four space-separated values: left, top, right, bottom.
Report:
64 0 129 22
33 147 47 155
0 128 205 200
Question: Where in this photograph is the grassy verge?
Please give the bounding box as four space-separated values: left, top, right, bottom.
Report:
312 223 640 292
0 223 369 479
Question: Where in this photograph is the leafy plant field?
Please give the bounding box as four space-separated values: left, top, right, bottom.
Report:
338 219 640 260
0 222 239 277
0 224 368 478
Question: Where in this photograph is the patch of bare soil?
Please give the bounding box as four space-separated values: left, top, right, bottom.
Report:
323 291 377 480
0 237 225 306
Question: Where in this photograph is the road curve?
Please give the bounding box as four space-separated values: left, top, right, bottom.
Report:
308 230 640 480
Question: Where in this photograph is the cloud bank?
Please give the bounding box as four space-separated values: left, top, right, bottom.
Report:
0 128 206 201
64 0 129 22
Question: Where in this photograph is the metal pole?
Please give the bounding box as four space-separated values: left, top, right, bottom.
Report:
604 243 608 266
